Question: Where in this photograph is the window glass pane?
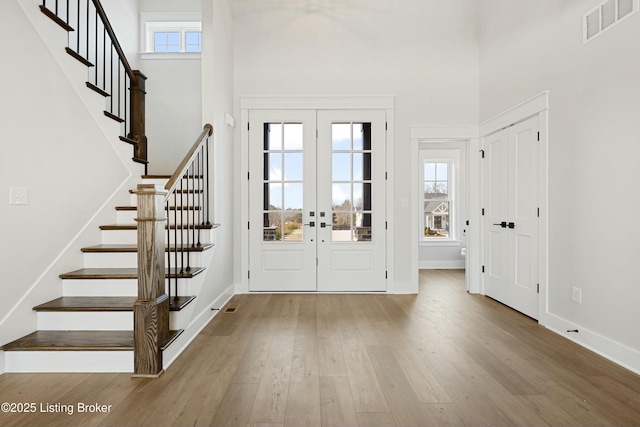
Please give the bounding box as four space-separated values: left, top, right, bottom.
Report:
332 213 352 241
167 32 180 45
352 123 364 150
352 183 363 211
268 183 282 210
354 213 372 241
332 153 351 181
266 123 282 150
266 153 282 181
185 31 202 52
332 123 351 150
424 162 436 181
284 183 303 210
284 153 302 181
283 211 303 241
284 123 303 150
436 163 448 180
263 212 281 241
353 153 363 181
332 183 351 209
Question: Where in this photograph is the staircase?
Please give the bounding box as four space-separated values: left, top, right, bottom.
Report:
1 1 224 373
1 175 218 372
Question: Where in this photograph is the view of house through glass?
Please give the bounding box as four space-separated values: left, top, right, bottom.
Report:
262 123 304 241
423 161 450 238
331 122 373 242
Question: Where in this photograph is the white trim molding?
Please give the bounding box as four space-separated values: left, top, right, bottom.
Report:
546 313 640 375
480 91 550 136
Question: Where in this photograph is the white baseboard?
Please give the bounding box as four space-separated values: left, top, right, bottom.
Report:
546 313 640 375
162 284 235 369
419 260 466 269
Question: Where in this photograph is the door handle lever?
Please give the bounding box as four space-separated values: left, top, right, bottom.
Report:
493 221 507 228
304 221 315 227
320 222 332 228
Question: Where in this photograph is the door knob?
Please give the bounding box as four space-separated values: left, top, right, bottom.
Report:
507 222 515 229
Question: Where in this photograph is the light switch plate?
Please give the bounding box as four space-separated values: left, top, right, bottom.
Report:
9 187 28 205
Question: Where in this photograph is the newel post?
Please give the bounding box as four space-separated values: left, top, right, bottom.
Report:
133 184 168 377
130 70 148 165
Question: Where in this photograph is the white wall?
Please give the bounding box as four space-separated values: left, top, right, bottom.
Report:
232 0 480 290
198 0 235 315
0 0 137 348
479 0 640 371
139 0 203 174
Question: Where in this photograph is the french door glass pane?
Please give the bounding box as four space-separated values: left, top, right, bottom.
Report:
263 122 304 242
331 122 373 242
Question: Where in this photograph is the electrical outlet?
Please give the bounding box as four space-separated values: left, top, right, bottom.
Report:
572 286 582 304
9 187 28 205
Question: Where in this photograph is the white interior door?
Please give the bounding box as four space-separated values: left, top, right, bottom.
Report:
483 116 539 318
316 110 387 292
248 109 387 292
249 110 317 291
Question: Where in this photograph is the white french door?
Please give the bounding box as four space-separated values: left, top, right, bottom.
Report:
248 109 387 292
483 116 539 318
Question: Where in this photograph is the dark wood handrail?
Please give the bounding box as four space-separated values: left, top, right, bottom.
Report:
91 0 134 80
164 124 213 199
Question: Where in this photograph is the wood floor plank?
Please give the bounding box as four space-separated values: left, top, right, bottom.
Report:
319 376 358 427
284 350 321 427
355 412 397 427
334 296 389 413
208 382 259 427
422 403 468 427
514 395 579 427
248 326 295 423
365 345 436 427
316 295 348 377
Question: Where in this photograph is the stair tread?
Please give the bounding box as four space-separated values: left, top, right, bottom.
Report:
100 223 219 230
81 243 214 253
34 296 196 312
1 330 183 351
59 267 206 280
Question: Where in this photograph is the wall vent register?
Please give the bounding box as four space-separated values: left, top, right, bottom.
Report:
584 0 638 43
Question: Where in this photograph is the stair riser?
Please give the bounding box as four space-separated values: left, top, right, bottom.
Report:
83 252 204 268
117 209 206 225
37 312 132 331
4 351 132 373
63 278 200 297
101 228 214 245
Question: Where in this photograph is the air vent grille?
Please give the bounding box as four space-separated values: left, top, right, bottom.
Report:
584 0 638 43
618 0 634 18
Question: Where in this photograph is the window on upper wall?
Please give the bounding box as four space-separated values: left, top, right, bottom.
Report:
141 20 202 55
422 161 453 239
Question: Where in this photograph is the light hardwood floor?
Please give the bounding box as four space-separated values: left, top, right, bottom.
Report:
1 269 640 426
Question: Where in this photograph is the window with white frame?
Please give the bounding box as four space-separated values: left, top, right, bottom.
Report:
422 160 453 238
142 19 202 54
